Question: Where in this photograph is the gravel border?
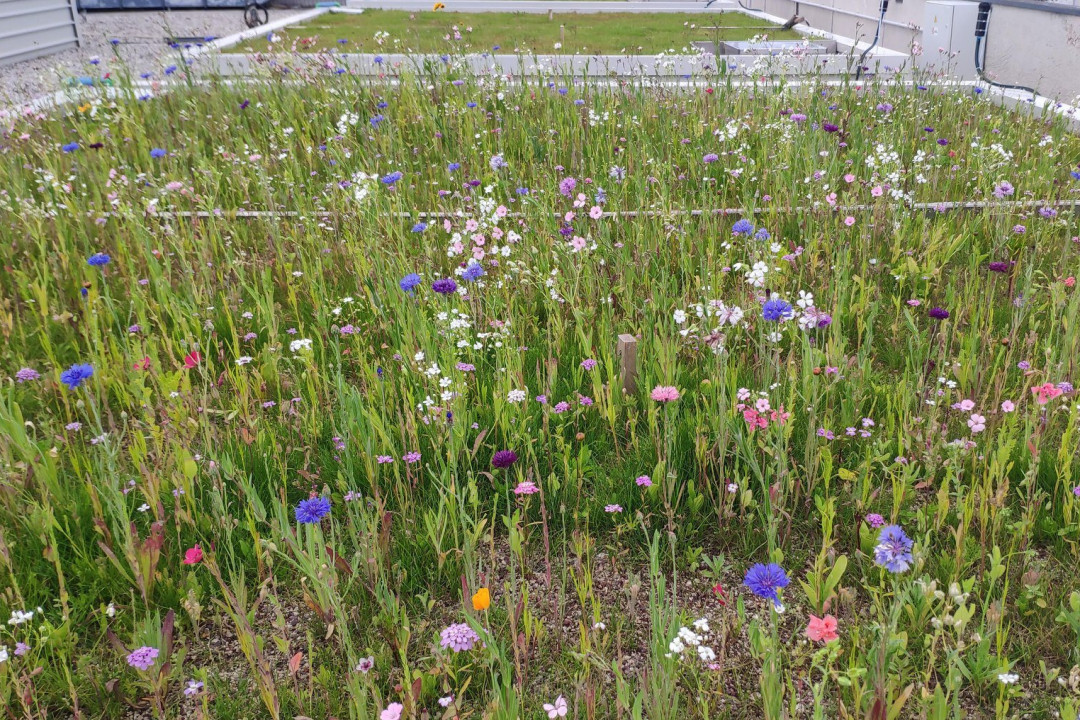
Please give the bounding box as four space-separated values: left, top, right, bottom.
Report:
0 9 307 107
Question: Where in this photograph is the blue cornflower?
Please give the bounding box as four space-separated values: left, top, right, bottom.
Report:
399 273 422 293
110 38 120 45
381 171 403 185
754 228 771 241
164 65 177 75
466 102 477 108
462 263 485 281
295 496 331 524
516 187 529 195
447 162 460 173
874 525 913 573
150 148 166 158
87 253 111 266
744 563 789 609
60 363 94 390
732 218 754 235
1071 170 1080 181
762 299 793 322
370 114 385 127
411 222 428 233
376 101 388 109
62 142 79 153
374 55 383 64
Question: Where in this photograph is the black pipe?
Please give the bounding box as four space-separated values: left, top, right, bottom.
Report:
854 0 888 80
974 2 1038 100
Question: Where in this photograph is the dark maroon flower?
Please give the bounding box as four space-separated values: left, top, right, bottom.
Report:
988 261 1010 273
928 307 950 320
491 450 518 469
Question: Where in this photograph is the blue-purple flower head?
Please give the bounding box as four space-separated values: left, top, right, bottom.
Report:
461 263 485 282
150 148 166 159
489 154 508 171
411 222 428 233
491 450 518 469
296 496 331 524
381 171 403 185
928 307 950 320
432 278 457 295
703 153 719 164
874 524 913 573
399 273 422 293
762 299 793 322
62 142 79 153
744 563 789 609
732 219 754 236
447 162 461 173
88 253 111 267
60 363 94 390
754 227 771 241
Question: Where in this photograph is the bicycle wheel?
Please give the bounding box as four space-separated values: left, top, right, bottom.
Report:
244 4 269 28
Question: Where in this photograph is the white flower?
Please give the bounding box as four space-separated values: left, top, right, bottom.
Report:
8 610 33 626
236 356 253 365
697 645 716 662
668 637 685 654
673 309 687 325
507 389 527 403
998 673 1019 685
289 338 313 353
693 617 711 633
0 646 8 664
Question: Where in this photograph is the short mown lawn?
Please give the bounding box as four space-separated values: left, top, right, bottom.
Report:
229 9 800 54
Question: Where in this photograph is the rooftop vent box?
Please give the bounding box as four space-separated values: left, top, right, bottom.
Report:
722 40 832 55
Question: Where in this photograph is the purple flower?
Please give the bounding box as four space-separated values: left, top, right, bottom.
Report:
491 450 518 469
636 475 652 487
743 563 789 609
928 307 950 320
865 513 885 528
400 273 422 293
988 261 1010 273
580 358 597 371
559 177 577 197
605 504 622 513
874 525 914 573
432 278 457 295
15 368 40 383
514 481 540 495
126 646 159 671
404 451 421 464
440 623 479 652
552 401 570 414
703 153 719 164
88 253 111 266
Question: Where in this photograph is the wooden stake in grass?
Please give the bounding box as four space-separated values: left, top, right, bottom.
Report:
617 334 638 395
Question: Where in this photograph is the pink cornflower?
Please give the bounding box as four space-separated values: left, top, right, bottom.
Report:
403 452 421 464
805 615 839 643
580 358 597 370
514 481 540 495
605 504 622 513
866 513 885 528
1032 383 1063 405
636 475 652 487
650 385 680 402
377 455 394 463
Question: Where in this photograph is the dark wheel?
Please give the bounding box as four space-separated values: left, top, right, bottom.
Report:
244 3 269 28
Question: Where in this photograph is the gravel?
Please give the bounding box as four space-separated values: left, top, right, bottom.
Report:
0 9 308 107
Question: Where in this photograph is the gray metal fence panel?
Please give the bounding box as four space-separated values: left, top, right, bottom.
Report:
0 0 81 66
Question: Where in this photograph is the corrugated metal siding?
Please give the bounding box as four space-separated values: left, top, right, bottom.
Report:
0 0 81 66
